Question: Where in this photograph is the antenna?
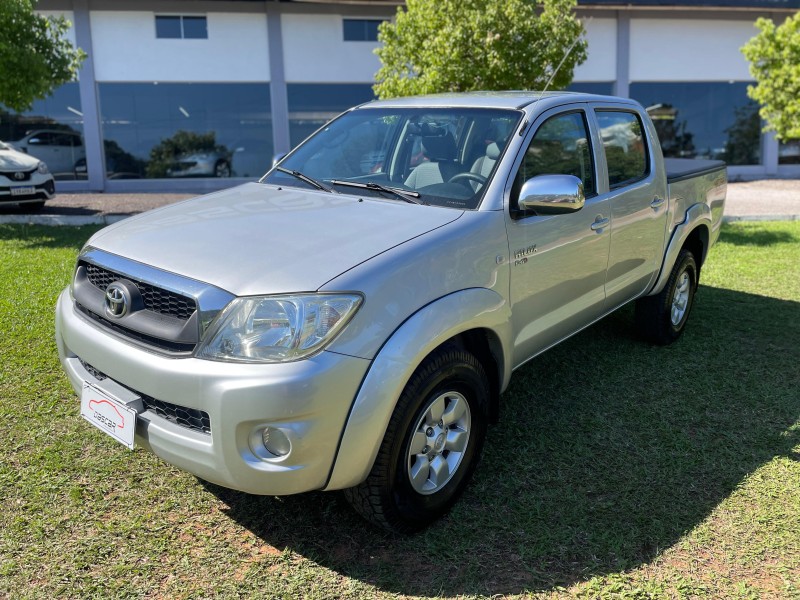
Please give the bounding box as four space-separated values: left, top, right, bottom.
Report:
521 16 593 132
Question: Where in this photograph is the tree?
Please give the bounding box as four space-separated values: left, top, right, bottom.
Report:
0 0 85 112
742 13 800 140
374 0 587 100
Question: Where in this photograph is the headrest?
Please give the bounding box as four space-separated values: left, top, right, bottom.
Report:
486 142 500 160
422 133 457 161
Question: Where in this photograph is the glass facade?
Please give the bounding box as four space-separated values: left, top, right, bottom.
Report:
98 83 272 179
568 82 615 96
779 140 800 165
0 82 87 180
286 83 375 148
630 82 761 165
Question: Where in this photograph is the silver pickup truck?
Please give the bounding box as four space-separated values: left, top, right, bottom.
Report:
56 92 726 532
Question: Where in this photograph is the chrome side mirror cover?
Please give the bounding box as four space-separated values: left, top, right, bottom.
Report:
518 174 585 215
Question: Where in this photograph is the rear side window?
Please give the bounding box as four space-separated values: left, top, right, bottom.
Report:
595 111 648 188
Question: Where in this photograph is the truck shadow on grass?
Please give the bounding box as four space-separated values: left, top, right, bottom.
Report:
205 282 800 596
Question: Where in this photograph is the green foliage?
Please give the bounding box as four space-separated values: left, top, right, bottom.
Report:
146 130 229 178
374 0 587 99
0 0 86 112
742 13 800 140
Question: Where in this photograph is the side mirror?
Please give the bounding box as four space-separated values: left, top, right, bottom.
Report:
518 174 585 215
272 152 288 167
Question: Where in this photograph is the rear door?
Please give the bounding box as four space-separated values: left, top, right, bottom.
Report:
504 105 611 367
591 105 669 308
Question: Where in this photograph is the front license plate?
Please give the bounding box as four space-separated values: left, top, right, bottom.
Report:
10 186 35 196
80 382 138 449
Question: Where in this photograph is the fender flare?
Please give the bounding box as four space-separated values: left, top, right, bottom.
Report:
649 202 711 296
323 287 512 491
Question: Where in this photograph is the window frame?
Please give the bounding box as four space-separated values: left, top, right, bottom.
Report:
155 14 208 40
508 107 598 219
594 108 651 191
342 18 384 42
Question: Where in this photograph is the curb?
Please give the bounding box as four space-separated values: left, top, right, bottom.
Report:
1 213 799 227
0 214 130 226
722 214 800 223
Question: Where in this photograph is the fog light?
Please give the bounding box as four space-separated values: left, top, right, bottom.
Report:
262 427 291 457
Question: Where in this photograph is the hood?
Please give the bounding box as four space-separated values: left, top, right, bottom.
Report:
88 182 463 296
0 146 40 171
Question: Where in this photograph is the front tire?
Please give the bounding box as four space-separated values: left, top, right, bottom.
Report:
635 249 698 345
344 346 490 533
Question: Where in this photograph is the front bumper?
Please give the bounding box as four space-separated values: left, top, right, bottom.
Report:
56 287 370 495
0 172 55 204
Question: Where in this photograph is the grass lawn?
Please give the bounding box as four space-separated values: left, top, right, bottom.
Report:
1 221 798 599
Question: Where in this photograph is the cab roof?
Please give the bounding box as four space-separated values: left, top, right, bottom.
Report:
358 91 636 111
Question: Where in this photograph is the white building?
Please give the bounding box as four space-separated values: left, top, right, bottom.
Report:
11 0 800 193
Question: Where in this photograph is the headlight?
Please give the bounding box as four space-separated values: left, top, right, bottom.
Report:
37 162 49 174
196 293 363 363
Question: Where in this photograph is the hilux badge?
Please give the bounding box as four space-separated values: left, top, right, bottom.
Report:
105 283 128 318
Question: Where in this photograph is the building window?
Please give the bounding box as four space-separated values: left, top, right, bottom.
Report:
98 83 272 179
779 140 800 165
343 19 383 42
629 82 761 166
287 83 375 148
155 15 208 39
0 82 88 181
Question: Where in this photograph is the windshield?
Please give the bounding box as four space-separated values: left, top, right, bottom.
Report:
262 107 522 209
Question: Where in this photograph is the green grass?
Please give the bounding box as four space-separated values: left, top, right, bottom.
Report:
1 221 798 599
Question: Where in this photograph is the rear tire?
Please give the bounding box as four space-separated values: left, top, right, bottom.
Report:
344 346 489 533
635 249 698 345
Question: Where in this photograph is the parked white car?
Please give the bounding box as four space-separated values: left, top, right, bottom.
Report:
9 129 85 177
0 140 55 210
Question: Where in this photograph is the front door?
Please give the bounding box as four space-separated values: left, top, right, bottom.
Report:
505 108 611 367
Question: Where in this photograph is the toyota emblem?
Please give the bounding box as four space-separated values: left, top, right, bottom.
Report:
13 172 24 181
104 282 129 318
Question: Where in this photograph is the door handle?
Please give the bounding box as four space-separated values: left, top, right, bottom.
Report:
651 196 665 209
590 216 610 231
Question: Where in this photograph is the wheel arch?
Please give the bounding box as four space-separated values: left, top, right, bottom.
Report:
323 288 512 491
649 202 711 296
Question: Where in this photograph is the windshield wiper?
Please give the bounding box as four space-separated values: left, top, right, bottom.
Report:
276 167 336 193
329 180 423 205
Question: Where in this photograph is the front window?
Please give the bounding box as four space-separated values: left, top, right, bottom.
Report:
263 107 522 210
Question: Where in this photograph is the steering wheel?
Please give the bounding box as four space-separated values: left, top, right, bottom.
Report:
448 172 488 187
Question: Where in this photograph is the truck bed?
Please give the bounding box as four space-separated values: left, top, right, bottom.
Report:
665 158 726 184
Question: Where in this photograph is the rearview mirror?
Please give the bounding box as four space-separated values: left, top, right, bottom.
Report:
518 174 585 215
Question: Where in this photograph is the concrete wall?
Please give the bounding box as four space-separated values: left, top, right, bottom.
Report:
90 11 270 82
282 14 382 83
629 18 757 81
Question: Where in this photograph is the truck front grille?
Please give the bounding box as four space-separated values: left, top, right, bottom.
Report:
79 359 211 435
83 262 197 320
